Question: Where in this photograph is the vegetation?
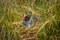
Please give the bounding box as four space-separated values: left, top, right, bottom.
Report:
0 0 60 40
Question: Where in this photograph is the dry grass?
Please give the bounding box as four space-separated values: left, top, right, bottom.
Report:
0 0 60 40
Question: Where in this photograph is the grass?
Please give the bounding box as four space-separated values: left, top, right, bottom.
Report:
0 0 60 40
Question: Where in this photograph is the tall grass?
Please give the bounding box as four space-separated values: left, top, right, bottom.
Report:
0 0 60 40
